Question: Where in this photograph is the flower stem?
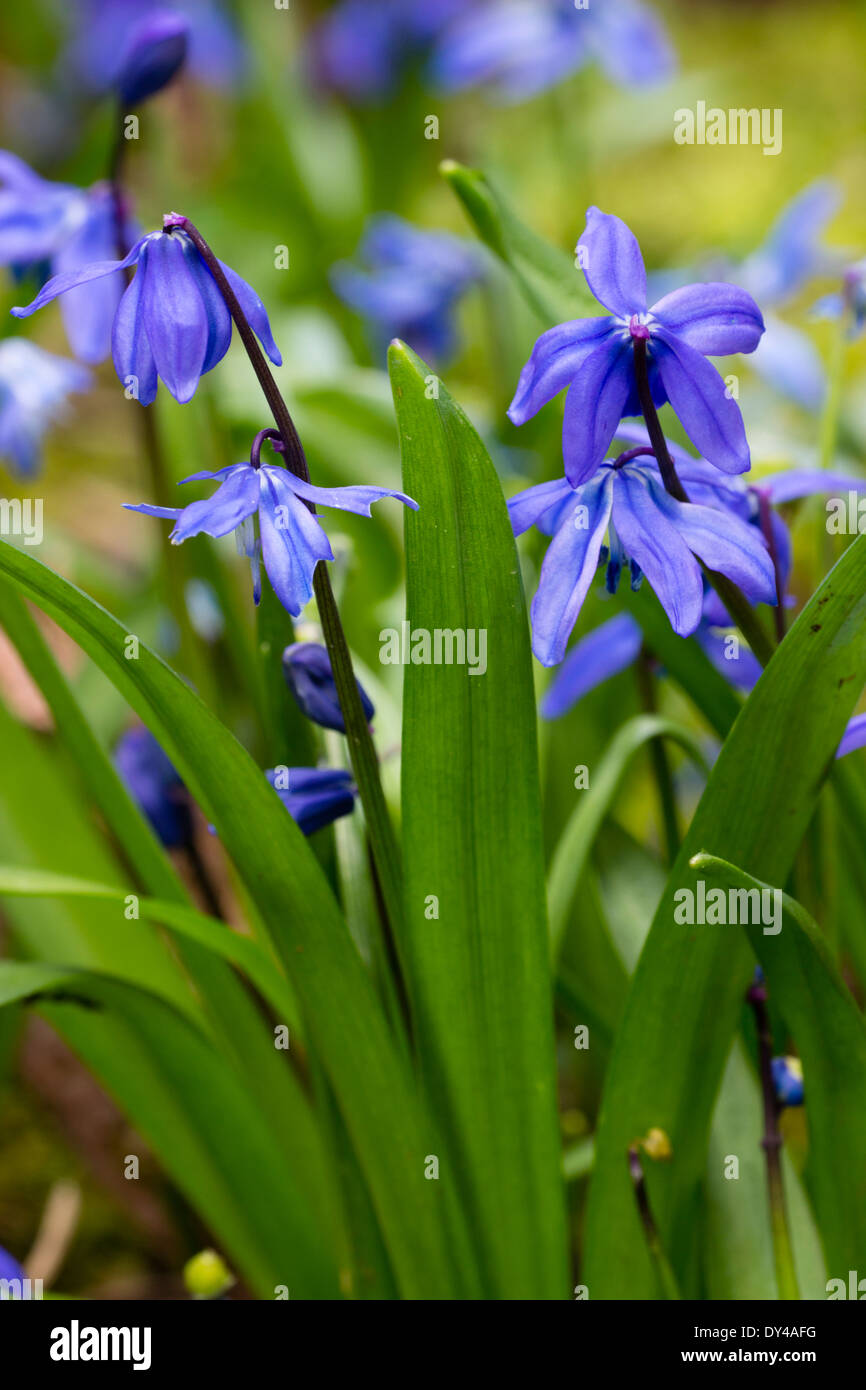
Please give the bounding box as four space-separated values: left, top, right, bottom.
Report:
168 215 406 948
755 488 787 643
635 648 680 864
627 1144 680 1299
631 338 776 668
746 976 801 1301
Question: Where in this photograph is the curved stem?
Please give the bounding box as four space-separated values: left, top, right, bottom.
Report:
746 978 800 1301
632 338 776 668
167 215 406 951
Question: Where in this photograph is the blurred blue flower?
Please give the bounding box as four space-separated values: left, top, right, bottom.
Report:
813 259 866 340
116 10 190 106
510 207 764 484
0 1246 25 1293
114 725 193 849
266 766 356 835
126 441 417 616
431 0 674 103
12 227 280 403
64 0 243 94
509 444 775 666
331 215 484 364
311 0 468 102
0 338 90 476
540 610 643 718
282 641 374 733
771 1055 804 1108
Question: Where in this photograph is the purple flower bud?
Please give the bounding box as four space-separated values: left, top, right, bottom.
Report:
117 11 190 106
771 1055 804 1108
266 767 356 836
114 725 193 850
282 642 374 733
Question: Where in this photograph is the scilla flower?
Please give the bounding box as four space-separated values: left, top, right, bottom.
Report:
509 445 775 666
0 338 90 476
266 767 356 836
64 0 243 94
771 1056 804 1108
126 429 418 616
282 642 374 733
115 10 190 106
114 725 193 849
509 207 765 484
12 226 280 404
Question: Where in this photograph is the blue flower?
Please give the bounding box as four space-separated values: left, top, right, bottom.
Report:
509 448 776 666
64 0 243 94
431 0 674 103
282 641 374 733
114 725 193 849
310 0 468 102
266 766 356 836
814 259 866 340
771 1055 804 1108
0 154 140 365
0 338 90 476
116 10 190 106
0 1246 25 1291
509 207 764 484
12 227 280 404
331 215 484 364
540 611 643 718
125 441 418 616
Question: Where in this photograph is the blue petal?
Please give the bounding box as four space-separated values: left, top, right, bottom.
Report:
266 767 356 835
653 327 751 474
269 465 418 517
696 626 762 693
218 258 282 366
577 206 647 317
507 316 615 425
11 237 144 318
258 469 333 616
184 244 232 375
117 12 189 106
530 472 613 666
650 481 777 607
52 188 127 364
748 315 825 411
837 713 866 760
651 282 764 356
139 234 209 403
562 338 633 485
610 471 703 636
589 0 676 88
111 268 158 405
508 476 575 537
759 469 866 505
282 641 374 732
541 612 642 718
742 180 840 306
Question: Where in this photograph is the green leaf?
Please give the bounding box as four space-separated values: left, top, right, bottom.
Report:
548 713 708 958
0 538 473 1300
692 852 866 1283
583 535 866 1297
440 160 599 324
0 961 339 1300
390 340 568 1299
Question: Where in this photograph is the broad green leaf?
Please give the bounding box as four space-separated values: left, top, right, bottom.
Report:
583 535 866 1298
548 713 708 958
0 961 339 1300
441 160 599 324
0 538 475 1300
390 340 568 1300
692 853 866 1283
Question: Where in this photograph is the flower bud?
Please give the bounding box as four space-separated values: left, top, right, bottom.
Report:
771 1055 804 1108
117 11 189 106
282 642 374 733
183 1248 234 1300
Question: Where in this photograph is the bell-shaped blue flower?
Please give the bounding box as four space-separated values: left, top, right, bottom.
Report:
266 766 356 836
510 444 776 666
331 215 484 364
12 227 280 404
114 725 193 849
116 10 190 105
509 207 765 483
64 0 244 94
125 441 418 616
0 338 90 476
282 641 374 733
771 1055 804 1108
431 0 674 103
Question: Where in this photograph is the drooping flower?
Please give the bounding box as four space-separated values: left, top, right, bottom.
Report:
509 447 776 666
266 766 356 836
0 338 90 476
331 215 484 364
12 226 280 404
63 0 243 94
430 0 674 102
509 207 764 484
282 641 374 733
115 10 190 106
771 1055 804 1108
114 725 193 849
0 154 140 365
125 439 418 616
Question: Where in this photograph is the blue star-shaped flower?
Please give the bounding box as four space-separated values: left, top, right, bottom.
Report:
509 206 765 484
